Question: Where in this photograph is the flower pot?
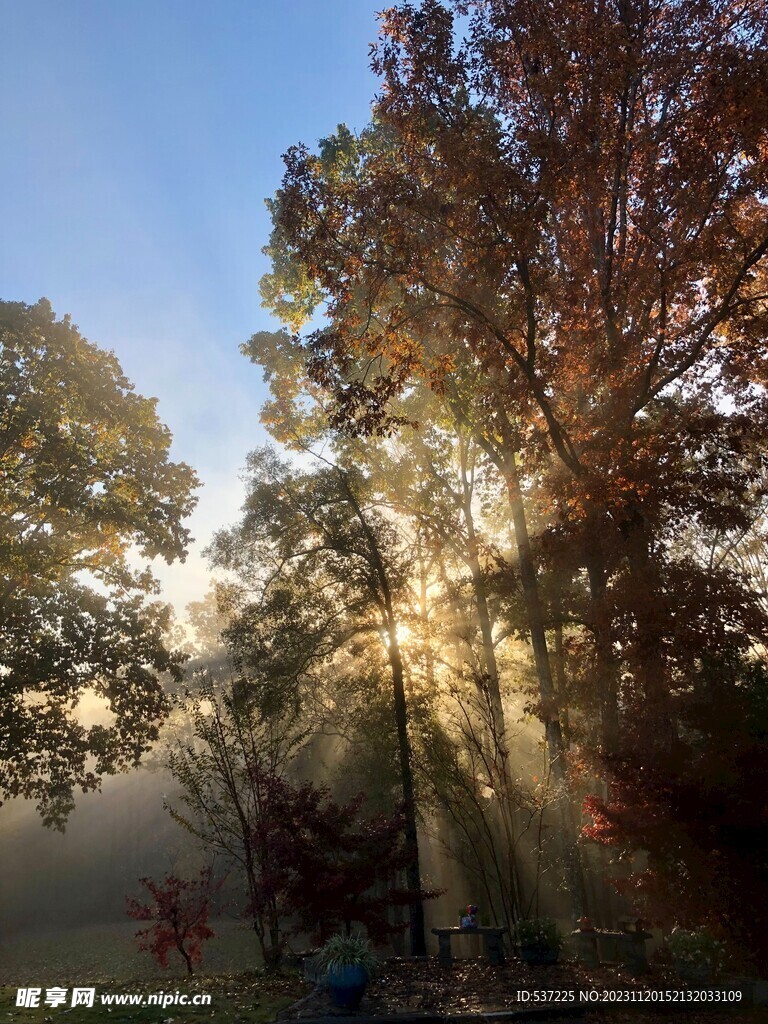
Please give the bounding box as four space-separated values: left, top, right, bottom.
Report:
327 964 369 1010
520 944 559 966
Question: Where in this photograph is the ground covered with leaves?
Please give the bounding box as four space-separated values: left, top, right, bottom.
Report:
0 971 305 1024
283 957 764 1023
2 957 765 1024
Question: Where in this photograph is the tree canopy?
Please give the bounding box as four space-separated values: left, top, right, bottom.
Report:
0 298 198 827
246 0 768 966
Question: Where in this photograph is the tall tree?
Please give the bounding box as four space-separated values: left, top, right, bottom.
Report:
258 0 767 924
262 0 768 749
208 448 430 954
0 298 198 827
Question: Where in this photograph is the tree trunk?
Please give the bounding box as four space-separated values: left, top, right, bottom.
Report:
384 608 427 955
583 511 620 753
337 468 428 956
498 442 587 919
177 942 194 977
458 438 523 923
552 614 572 747
502 449 567 777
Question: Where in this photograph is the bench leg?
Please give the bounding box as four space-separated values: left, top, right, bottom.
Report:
626 936 649 977
484 933 505 966
437 934 453 966
573 933 599 967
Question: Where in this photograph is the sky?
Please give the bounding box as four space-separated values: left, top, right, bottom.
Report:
0 0 383 619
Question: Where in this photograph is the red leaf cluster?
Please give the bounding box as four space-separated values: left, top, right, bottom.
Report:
245 766 439 943
126 868 221 975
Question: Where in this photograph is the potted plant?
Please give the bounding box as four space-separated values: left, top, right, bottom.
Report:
459 903 479 928
316 932 379 1010
515 918 563 966
667 927 724 985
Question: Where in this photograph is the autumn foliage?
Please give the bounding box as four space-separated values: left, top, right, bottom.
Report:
246 766 439 945
254 0 768 963
126 869 220 976
583 654 768 968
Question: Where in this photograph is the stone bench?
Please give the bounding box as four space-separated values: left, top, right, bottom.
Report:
571 926 652 976
432 926 508 966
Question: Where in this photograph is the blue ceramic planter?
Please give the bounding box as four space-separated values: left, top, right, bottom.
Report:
327 964 369 1010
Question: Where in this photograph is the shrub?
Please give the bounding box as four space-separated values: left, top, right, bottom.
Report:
515 918 563 952
667 928 725 971
126 869 221 976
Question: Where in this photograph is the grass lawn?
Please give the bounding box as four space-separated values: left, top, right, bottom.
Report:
0 920 264 985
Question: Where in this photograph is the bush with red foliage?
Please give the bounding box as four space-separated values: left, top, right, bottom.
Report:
126 868 221 975
247 768 439 945
583 654 768 969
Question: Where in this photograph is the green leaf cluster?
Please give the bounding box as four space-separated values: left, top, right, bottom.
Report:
0 298 199 827
315 931 379 974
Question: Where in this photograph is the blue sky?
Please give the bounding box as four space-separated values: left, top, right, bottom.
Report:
0 0 383 616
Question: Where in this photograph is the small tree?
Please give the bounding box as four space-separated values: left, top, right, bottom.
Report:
248 769 439 944
167 673 309 971
583 651 768 967
126 869 220 976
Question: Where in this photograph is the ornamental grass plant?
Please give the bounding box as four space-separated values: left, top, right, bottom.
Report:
315 933 379 975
